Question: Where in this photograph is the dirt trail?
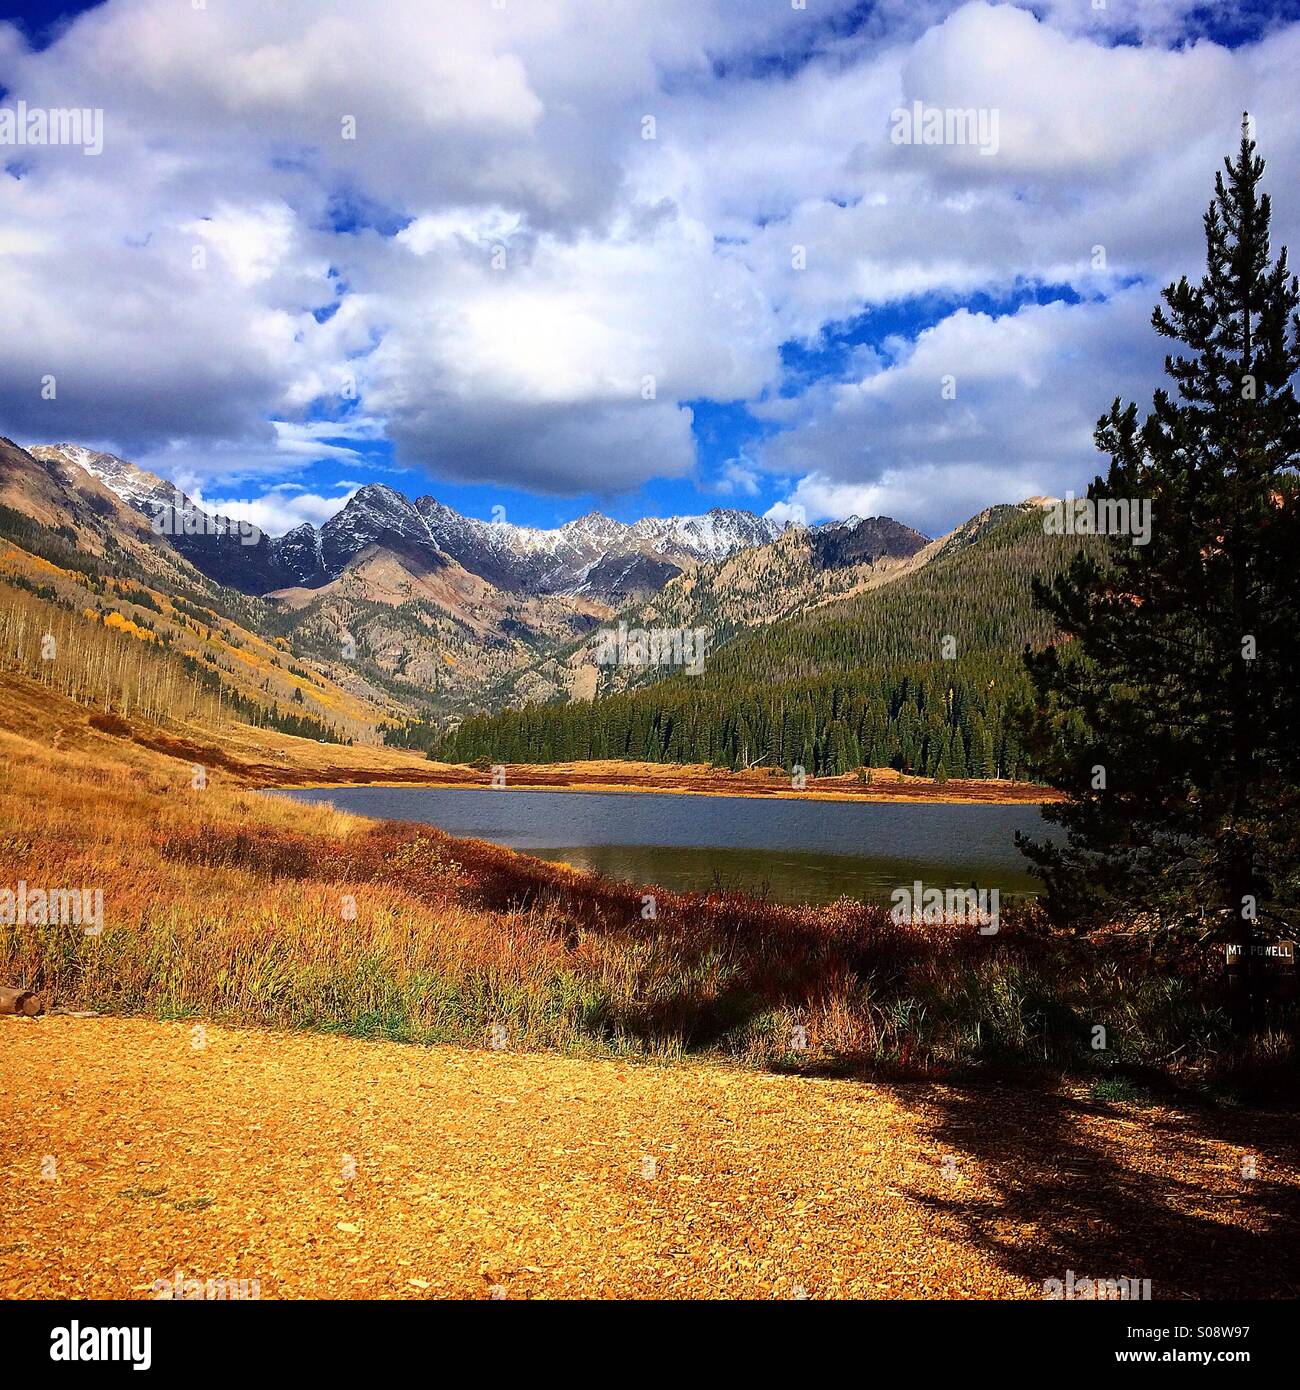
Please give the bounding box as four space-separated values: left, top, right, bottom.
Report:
2 1018 1296 1299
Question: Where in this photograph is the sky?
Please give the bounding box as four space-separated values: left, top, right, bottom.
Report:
2 0 1300 538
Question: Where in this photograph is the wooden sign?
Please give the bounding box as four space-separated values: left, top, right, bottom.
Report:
1225 940 1296 965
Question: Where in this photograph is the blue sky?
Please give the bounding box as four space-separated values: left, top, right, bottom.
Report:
3 0 1300 536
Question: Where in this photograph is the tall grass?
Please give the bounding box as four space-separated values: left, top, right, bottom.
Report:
0 729 1290 1094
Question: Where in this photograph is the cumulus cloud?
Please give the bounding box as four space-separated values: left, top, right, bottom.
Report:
679 2 1300 344
0 0 1297 518
760 287 1171 534
715 458 762 497
194 483 359 537
350 204 776 489
0 0 805 489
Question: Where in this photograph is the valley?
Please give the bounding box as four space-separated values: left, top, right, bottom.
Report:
4 0 1298 1331
0 435 1086 789
2 659 1297 1303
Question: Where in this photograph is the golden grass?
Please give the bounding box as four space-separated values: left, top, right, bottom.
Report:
218 740 1058 803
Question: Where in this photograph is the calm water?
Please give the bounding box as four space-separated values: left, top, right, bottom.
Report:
275 785 1054 907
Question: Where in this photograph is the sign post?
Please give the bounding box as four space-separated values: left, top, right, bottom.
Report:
1225 940 1296 1001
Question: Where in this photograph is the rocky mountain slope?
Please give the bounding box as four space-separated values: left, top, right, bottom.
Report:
28 444 313 594
480 512 932 708
0 439 403 742
2 439 791 717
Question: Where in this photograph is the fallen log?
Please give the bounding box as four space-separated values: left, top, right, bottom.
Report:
0 985 43 1016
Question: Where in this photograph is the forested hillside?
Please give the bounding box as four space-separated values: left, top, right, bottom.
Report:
437 504 1098 778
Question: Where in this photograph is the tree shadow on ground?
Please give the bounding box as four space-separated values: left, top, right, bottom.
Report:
876 1080 1300 1298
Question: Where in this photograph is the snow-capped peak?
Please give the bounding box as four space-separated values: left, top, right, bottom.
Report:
560 511 630 544
33 443 173 511
629 508 781 559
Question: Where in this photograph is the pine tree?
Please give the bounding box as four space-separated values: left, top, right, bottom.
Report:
1018 120 1300 1007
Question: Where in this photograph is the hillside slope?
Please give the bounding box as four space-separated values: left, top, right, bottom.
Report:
478 513 932 709
439 504 1097 778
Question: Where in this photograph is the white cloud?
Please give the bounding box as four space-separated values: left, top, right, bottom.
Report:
195 483 358 537
715 458 761 497
353 204 776 489
0 0 1297 514
122 423 376 498
761 287 1171 533
184 202 305 288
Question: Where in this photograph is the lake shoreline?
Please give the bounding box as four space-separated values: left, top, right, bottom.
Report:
274 783 1053 906
260 758 1056 806
44 697 1054 805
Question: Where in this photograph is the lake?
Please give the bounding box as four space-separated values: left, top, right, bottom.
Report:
275 785 1054 907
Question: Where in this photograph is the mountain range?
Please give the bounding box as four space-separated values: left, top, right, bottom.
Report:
1 438 936 716
0 434 1077 766
28 444 786 604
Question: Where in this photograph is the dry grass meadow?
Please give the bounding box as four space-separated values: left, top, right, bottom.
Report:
0 667 1284 1092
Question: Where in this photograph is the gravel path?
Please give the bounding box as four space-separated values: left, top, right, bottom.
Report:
3 1017 1297 1299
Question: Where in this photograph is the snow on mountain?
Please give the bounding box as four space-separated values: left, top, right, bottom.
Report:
36 442 805 604
30 443 318 595
406 498 780 598
318 483 435 574
274 521 325 582
32 443 175 512
628 508 781 559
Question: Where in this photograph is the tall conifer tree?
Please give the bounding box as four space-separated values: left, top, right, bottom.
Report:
1019 121 1300 1000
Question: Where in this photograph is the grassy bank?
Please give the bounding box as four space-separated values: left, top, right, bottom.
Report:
0 672 1292 1098
276 756 1057 803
